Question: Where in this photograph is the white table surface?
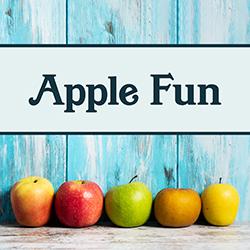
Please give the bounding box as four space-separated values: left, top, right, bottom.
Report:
0 223 249 249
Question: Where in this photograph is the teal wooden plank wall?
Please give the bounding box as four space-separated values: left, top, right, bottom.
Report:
178 0 250 222
0 0 249 223
0 0 67 223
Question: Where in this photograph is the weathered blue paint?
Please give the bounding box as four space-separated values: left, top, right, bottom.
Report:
0 0 66 223
0 0 66 44
0 0 249 223
67 0 178 198
178 0 250 222
179 136 250 221
68 0 177 44
178 0 250 44
0 136 66 222
68 135 177 196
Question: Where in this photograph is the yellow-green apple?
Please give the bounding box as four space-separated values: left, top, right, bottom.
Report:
201 178 240 226
105 176 152 227
154 188 201 227
11 176 54 227
55 181 103 227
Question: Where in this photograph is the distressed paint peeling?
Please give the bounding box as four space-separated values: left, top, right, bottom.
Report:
164 167 175 186
5 8 12 18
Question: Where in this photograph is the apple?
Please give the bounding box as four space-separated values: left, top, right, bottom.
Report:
105 176 152 227
11 176 54 227
55 180 103 227
154 188 201 227
201 178 240 226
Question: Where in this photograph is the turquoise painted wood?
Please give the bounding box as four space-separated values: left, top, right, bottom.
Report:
0 0 66 223
67 0 178 195
178 136 250 221
178 0 250 44
0 136 66 222
178 0 250 222
0 0 66 44
0 0 250 223
68 135 177 195
68 0 177 44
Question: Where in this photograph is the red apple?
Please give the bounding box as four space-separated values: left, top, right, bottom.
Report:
11 176 54 227
55 180 103 227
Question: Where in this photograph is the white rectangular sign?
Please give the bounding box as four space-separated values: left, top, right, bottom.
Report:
0 46 249 133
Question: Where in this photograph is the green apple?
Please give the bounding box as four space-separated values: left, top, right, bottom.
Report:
105 176 152 227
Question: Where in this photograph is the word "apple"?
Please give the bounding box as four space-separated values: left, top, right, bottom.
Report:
29 74 138 113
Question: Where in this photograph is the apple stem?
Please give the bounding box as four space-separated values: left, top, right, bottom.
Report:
34 179 38 183
129 175 138 183
219 177 222 184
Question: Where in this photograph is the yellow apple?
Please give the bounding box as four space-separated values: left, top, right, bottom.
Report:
11 176 54 227
201 180 240 226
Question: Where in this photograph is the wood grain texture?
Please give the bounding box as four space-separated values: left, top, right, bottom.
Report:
0 136 66 223
178 0 250 43
68 135 177 195
179 136 250 221
67 0 178 197
0 0 249 225
1 224 250 249
68 0 177 44
178 0 250 222
0 0 67 223
0 0 66 43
